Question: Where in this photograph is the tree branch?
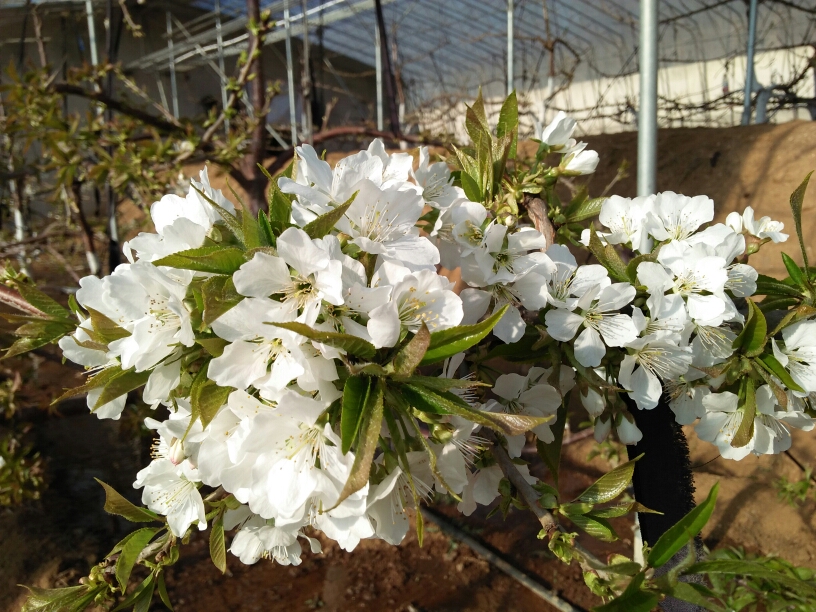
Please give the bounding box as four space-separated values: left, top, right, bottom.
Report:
50 83 186 134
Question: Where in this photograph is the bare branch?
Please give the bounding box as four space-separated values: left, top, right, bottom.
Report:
0 285 48 318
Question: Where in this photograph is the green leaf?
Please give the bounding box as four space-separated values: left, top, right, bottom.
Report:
565 196 606 224
258 211 276 246
96 478 160 522
667 583 725 612
209 512 227 574
459 170 483 203
87 306 131 342
578 454 642 504
241 208 262 249
21 585 98 612
647 482 719 568
732 299 767 356
536 400 567 488
593 586 658 612
191 185 245 245
754 273 803 297
756 353 805 393
197 336 229 357
13 282 70 320
789 172 812 271
93 367 151 409
420 305 509 365
201 275 244 326
3 323 72 359
758 296 800 313
569 513 618 542
782 253 808 290
401 383 553 435
731 378 756 448
190 364 231 429
389 375 488 392
268 321 376 360
684 559 816 599
392 324 430 375
112 574 155 612
625 252 658 285
302 191 357 239
335 378 384 507
52 366 123 404
157 571 174 611
153 246 246 275
588 226 629 282
591 501 660 519
496 91 518 160
341 376 373 455
115 527 159 590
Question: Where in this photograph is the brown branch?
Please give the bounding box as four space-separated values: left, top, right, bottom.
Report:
50 82 186 134
491 441 608 575
31 5 48 68
0 285 47 318
45 246 81 284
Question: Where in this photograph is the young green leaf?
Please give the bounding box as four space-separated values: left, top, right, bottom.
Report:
647 482 719 569
52 365 124 405
593 585 658 612
536 401 568 488
756 353 805 393
732 299 767 356
402 383 553 435
335 378 384 507
153 246 246 275
20 585 99 612
754 273 803 297
667 583 725 612
731 378 756 448
95 478 160 523
240 207 262 249
577 454 643 504
496 91 518 160
781 253 808 290
93 367 151 409
201 275 244 325
268 321 377 360
420 305 509 365
209 511 227 574
569 513 618 542
190 364 231 429
565 196 606 224
684 559 816 599
258 210 276 246
87 306 131 342
459 170 483 203
789 172 812 271
13 282 71 320
588 226 629 282
392 324 430 375
3 321 73 359
115 527 159 590
341 375 373 455
389 374 488 392
302 191 357 239
191 185 245 244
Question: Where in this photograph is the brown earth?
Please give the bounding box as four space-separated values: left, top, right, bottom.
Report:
3 121 816 612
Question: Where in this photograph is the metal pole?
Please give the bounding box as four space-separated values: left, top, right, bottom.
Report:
106 0 119 270
301 0 313 145
741 0 758 126
374 0 401 136
84 0 99 66
284 0 298 145
166 11 179 119
637 0 658 197
507 0 514 96
215 0 229 133
375 22 383 131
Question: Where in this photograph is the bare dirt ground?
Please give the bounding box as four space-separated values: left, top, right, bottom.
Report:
2 121 816 612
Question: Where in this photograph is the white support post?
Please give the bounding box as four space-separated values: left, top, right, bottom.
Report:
301 0 313 145
375 21 384 131
215 0 229 133
506 0 514 96
84 0 99 66
166 11 179 119
637 0 658 197
284 0 298 146
741 0 758 126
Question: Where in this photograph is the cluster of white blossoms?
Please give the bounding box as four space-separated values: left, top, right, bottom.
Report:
53 110 815 569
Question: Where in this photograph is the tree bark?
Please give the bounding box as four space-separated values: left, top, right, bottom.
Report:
626 397 706 612
241 0 268 215
69 182 101 276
